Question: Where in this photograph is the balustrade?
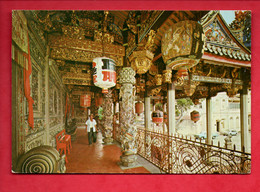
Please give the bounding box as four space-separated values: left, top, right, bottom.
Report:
133 128 251 174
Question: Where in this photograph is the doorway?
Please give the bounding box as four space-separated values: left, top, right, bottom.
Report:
216 121 220 132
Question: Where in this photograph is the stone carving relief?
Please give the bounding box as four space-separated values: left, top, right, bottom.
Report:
50 117 61 128
119 67 137 167
102 89 114 144
25 119 45 136
17 66 26 155
25 130 45 152
32 65 40 112
12 11 28 54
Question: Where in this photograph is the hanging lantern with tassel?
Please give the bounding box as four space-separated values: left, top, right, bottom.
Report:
135 101 144 116
190 110 200 123
80 94 91 108
161 20 205 77
93 57 116 93
152 110 164 125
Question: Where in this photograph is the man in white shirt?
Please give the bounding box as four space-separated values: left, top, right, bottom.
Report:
85 114 97 145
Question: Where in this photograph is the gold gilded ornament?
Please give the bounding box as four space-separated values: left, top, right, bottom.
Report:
129 50 154 74
161 20 205 77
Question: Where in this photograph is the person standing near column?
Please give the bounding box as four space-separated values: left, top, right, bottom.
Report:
85 114 97 145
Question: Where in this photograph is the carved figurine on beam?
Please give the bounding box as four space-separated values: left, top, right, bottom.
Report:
129 30 156 75
223 68 242 97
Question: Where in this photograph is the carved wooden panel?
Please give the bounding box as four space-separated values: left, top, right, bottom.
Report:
49 35 124 66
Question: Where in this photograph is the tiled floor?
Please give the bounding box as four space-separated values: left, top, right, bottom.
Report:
65 128 158 174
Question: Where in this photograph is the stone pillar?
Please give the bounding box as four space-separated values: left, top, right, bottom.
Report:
144 95 151 131
102 89 114 144
119 67 137 167
45 47 50 145
224 135 232 149
167 82 175 174
163 101 167 135
206 97 212 145
113 102 117 140
167 83 175 135
240 88 249 152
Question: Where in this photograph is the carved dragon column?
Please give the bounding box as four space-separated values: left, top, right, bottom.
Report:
119 67 137 167
102 89 114 145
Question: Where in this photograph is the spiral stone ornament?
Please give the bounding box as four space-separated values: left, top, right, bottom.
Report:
16 145 65 173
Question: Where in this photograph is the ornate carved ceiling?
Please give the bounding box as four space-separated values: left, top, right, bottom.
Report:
26 10 250 101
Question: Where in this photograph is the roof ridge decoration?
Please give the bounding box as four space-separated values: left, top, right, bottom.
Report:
201 11 251 62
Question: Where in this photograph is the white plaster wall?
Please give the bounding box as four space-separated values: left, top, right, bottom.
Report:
177 91 251 135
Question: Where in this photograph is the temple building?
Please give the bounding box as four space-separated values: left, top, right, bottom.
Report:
12 10 251 174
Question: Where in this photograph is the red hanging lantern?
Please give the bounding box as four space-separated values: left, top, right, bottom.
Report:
152 110 163 125
93 57 116 94
135 102 144 116
80 94 91 108
190 110 200 123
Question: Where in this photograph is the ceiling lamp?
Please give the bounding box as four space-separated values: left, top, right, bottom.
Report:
190 110 200 123
80 94 91 108
161 20 205 77
93 57 116 93
92 11 116 94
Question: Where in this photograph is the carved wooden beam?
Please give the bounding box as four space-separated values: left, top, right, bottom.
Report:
48 35 125 66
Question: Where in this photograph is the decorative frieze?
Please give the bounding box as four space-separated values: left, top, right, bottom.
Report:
192 75 232 84
50 47 124 66
29 34 46 68
62 71 92 86
16 66 26 155
49 35 124 66
50 117 61 128
25 130 45 152
12 11 28 54
62 25 85 40
25 119 45 136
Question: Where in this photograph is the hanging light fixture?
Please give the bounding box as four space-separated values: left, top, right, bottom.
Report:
135 101 144 116
80 94 91 108
190 110 200 123
93 57 116 93
92 11 116 94
161 20 205 77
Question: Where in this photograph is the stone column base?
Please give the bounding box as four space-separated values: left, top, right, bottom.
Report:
120 154 137 167
225 142 232 150
103 137 113 145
